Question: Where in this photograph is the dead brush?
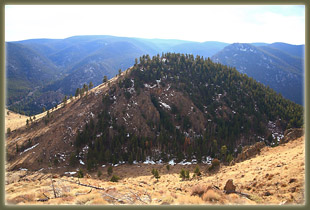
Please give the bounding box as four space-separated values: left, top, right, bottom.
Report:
202 189 221 202
7 193 36 204
191 184 209 197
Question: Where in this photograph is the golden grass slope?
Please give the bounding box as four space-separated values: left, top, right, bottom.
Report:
5 136 305 205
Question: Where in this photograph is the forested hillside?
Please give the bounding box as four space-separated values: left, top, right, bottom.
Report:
73 53 303 170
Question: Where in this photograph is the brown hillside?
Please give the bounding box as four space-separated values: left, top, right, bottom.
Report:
5 135 305 205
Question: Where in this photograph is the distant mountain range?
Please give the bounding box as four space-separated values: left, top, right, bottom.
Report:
5 35 304 115
211 43 304 105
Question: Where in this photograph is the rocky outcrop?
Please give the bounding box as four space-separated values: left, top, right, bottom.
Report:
224 179 236 194
233 142 265 164
280 128 304 144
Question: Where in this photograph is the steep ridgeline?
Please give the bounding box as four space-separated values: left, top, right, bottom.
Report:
74 53 302 170
212 43 304 105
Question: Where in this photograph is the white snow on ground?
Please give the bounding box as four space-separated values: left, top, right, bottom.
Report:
20 143 39 155
202 156 213 165
79 160 85 165
156 159 163 165
166 84 171 91
102 165 106 168
144 84 157 89
19 168 28 171
168 159 176 166
178 159 192 165
64 172 77 175
143 157 156 165
159 101 171 110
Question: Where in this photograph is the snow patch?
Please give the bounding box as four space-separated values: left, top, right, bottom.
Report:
159 101 171 110
79 159 85 165
64 172 77 175
20 143 39 155
168 159 176 166
19 168 28 171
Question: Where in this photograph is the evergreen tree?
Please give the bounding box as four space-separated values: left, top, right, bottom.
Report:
103 76 108 83
108 166 113 176
89 81 94 89
75 88 80 97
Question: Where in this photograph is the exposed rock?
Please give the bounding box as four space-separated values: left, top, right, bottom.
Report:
289 178 297 184
224 179 236 194
264 191 272 196
280 128 304 144
234 142 265 163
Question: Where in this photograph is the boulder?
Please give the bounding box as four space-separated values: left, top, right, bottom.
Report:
224 179 236 194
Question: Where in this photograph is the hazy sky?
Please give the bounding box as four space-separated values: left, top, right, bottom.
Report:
5 5 305 44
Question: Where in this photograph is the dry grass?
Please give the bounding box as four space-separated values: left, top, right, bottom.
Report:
5 136 305 205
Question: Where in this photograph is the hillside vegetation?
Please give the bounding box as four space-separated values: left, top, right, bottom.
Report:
5 135 305 205
74 53 303 170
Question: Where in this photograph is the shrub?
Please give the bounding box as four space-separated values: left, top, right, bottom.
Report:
7 127 11 134
209 158 220 171
77 168 84 178
151 168 156 175
108 166 113 176
53 158 59 166
110 175 120 182
202 189 221 202
194 165 201 176
166 165 170 171
191 184 207 197
153 169 160 181
180 168 186 179
180 169 190 180
185 170 190 179
97 170 102 178
69 152 78 166
211 158 220 167
226 154 233 163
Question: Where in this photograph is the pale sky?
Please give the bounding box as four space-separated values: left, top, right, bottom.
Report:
5 5 305 44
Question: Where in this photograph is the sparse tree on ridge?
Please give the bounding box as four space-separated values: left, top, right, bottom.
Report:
89 81 94 89
103 76 108 83
75 88 80 97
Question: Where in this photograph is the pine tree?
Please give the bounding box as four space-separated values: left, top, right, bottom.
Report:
75 88 80 97
154 169 160 181
103 76 108 83
194 165 201 176
89 81 94 89
108 166 113 176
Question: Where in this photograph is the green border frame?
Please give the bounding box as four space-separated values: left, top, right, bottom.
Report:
0 1 308 210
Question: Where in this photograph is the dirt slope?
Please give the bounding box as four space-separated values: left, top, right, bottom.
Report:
5 135 305 205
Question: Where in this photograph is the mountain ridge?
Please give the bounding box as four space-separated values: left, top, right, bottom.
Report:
6 53 303 172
